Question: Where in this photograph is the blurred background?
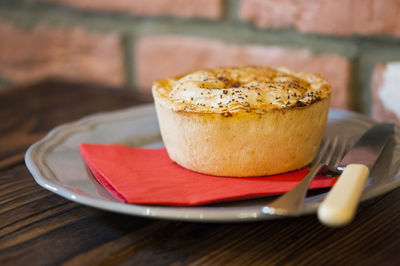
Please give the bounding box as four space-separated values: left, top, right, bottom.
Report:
0 0 399 124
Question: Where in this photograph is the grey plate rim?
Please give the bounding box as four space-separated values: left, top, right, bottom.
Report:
25 104 400 222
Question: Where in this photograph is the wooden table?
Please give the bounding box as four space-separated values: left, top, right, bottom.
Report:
1 81 399 265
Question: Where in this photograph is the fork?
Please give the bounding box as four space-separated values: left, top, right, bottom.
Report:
262 137 349 216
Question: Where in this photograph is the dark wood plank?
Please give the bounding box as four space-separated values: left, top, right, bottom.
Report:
0 80 399 266
1 162 399 266
0 79 151 169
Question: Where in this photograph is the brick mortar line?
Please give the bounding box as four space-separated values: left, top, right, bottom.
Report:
223 0 240 21
121 34 135 90
348 52 363 112
0 5 359 58
0 2 399 49
2 1 400 107
360 55 375 116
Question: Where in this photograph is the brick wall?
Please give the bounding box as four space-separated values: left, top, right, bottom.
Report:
0 0 400 124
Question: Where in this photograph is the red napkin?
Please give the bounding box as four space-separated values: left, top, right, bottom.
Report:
80 143 337 206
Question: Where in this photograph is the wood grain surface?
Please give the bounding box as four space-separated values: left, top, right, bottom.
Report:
0 80 399 266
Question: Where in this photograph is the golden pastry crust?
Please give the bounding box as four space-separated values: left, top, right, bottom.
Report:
152 66 331 177
152 66 331 114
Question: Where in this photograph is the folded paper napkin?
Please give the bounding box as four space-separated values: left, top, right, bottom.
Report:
80 143 337 206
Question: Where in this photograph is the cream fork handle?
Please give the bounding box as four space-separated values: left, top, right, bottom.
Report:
318 164 369 227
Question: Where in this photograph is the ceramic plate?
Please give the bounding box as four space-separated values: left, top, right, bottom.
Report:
25 104 400 222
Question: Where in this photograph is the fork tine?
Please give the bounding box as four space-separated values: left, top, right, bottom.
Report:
329 138 346 169
315 138 332 163
321 136 338 165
